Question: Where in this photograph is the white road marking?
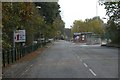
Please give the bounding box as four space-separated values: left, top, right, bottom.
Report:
75 53 96 77
25 70 28 72
89 69 96 76
77 56 80 59
83 63 88 67
24 65 33 73
80 59 82 62
21 73 24 76
20 65 33 77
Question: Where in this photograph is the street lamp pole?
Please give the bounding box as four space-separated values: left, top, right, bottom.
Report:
36 6 41 9
36 6 42 44
102 17 109 44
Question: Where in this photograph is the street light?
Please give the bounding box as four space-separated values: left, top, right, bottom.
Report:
102 17 109 23
36 6 43 44
36 5 41 10
102 17 109 44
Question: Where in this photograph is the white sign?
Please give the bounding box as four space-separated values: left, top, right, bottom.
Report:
74 33 81 35
14 30 26 42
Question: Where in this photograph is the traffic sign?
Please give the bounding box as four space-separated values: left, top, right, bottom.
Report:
14 30 26 42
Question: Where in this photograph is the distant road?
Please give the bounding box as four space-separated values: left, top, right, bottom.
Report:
3 40 118 78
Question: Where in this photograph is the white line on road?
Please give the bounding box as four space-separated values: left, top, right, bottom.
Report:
80 59 82 62
21 73 25 76
77 56 80 59
83 63 88 67
25 70 28 72
89 69 96 76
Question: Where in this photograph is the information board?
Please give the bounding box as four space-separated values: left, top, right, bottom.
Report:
14 30 26 42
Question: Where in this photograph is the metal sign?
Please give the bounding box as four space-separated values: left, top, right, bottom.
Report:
14 30 26 42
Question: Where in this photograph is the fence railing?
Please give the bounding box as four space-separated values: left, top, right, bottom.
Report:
2 41 47 67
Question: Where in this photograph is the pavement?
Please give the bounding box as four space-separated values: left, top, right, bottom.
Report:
2 40 118 78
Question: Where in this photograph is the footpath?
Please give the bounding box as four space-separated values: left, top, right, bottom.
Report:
2 42 53 78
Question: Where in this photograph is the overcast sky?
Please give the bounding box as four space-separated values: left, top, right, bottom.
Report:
58 0 108 28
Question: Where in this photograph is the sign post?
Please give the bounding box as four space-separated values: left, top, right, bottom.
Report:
13 29 16 61
13 29 15 48
13 30 26 59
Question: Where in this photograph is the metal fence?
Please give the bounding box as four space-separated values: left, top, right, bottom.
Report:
2 42 47 67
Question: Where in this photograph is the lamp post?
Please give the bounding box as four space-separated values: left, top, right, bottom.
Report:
36 6 41 9
102 17 109 44
36 6 42 44
102 17 109 23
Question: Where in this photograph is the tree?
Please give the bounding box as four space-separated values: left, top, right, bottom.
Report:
2 2 45 49
52 16 65 39
34 2 61 24
99 1 120 44
105 20 119 44
71 17 104 37
99 1 120 27
34 2 65 39
2 2 65 50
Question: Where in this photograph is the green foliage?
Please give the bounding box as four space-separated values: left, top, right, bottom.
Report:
34 2 60 24
99 1 120 24
2 2 65 50
2 2 45 48
99 1 120 44
71 17 104 37
34 2 65 39
105 20 119 44
52 16 65 38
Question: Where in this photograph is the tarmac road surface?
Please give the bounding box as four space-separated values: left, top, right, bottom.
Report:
3 40 118 78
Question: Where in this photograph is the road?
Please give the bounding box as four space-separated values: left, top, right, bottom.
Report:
3 40 118 78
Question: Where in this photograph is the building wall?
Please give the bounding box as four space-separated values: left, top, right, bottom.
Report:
65 28 71 41
73 32 101 44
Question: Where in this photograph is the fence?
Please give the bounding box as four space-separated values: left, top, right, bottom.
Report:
2 41 47 67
